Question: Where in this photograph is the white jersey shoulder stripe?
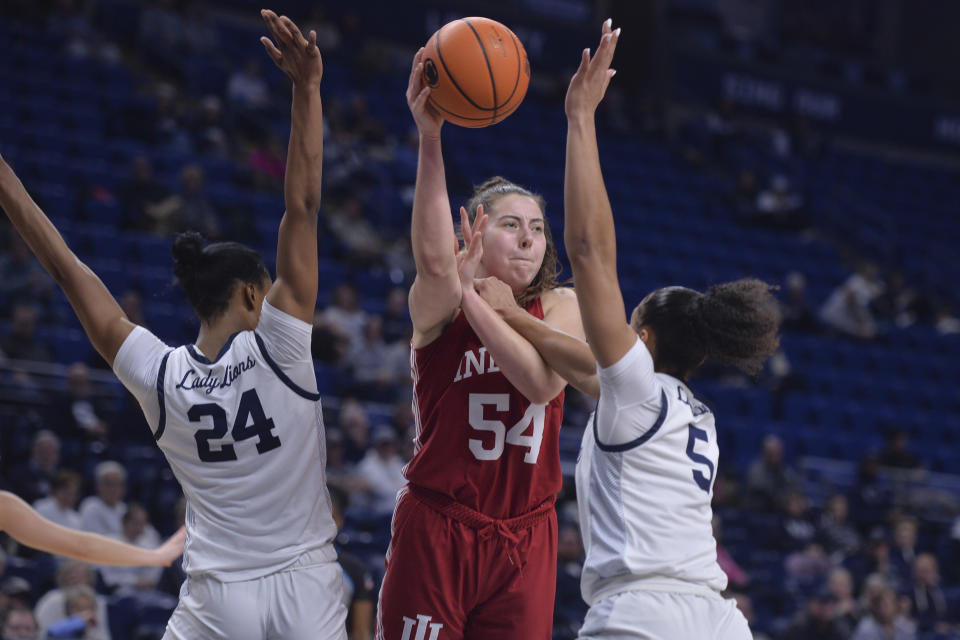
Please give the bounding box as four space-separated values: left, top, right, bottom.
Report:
593 388 669 452
253 332 321 401
153 350 173 442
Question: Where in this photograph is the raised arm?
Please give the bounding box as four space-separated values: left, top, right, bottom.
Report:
564 22 634 368
475 279 600 398
0 156 134 367
0 491 184 567
405 49 462 347
260 10 324 323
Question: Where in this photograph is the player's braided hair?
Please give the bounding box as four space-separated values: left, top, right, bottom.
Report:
171 231 270 322
464 176 562 307
631 279 781 378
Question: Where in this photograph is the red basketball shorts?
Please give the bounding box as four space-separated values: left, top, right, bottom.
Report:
376 485 558 640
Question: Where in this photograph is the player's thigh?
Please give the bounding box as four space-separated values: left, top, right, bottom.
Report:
463 516 557 640
163 576 266 640
377 496 469 640
711 596 752 640
578 591 751 640
269 561 347 640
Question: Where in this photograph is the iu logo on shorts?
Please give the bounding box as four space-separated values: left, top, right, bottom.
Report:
400 614 444 640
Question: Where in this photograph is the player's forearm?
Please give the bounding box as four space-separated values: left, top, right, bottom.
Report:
284 84 323 217
500 308 600 398
461 289 561 404
3 492 166 567
563 117 617 264
0 159 79 284
411 136 456 277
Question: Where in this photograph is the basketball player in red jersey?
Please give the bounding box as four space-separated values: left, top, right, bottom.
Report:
376 50 599 640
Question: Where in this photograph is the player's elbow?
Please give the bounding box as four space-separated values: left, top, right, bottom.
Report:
523 381 562 406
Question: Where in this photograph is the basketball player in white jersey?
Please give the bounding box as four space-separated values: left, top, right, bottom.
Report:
0 9 346 639
559 22 779 639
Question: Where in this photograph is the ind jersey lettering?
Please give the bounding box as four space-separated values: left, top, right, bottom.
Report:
405 298 564 519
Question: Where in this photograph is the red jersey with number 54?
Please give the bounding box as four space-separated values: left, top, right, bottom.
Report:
405 297 565 519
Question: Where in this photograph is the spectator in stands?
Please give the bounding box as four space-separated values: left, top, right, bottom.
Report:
35 562 109 640
8 430 60 504
50 363 109 440
327 195 385 266
321 282 368 351
355 425 406 516
247 133 286 191
344 316 394 400
871 270 929 329
152 83 192 154
745 434 802 511
43 585 108 640
819 493 861 560
190 96 229 158
172 164 220 239
777 588 846 640
1 578 32 612
78 462 126 538
712 515 750 590
328 486 375 640
752 175 808 232
908 553 953 635
780 271 818 333
98 504 162 593
323 429 360 494
0 236 53 317
181 4 219 54
33 470 82 531
934 303 960 335
848 529 902 594
139 0 183 55
381 287 410 345
850 584 916 640
1 607 38 640
304 7 342 55
849 455 893 534
889 516 920 587
827 567 861 638
338 399 370 464
877 430 921 470
0 304 52 363
116 156 175 233
227 59 270 111
820 261 884 340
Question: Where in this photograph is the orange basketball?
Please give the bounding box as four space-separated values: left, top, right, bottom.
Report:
422 17 530 128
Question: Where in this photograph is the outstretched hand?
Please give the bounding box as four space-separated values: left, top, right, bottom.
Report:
456 205 488 290
406 47 444 139
565 19 620 119
260 9 323 89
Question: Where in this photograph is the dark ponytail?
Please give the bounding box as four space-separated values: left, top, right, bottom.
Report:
171 231 270 322
463 176 562 307
632 278 781 378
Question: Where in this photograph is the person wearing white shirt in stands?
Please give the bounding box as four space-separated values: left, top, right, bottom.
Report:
34 470 83 531
78 461 126 538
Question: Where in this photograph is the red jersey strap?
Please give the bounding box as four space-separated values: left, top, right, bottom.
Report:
408 484 555 571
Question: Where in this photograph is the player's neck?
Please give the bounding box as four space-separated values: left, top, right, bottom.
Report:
195 317 249 362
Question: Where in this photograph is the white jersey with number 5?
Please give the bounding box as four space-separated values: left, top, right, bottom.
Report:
576 337 728 606
113 301 337 581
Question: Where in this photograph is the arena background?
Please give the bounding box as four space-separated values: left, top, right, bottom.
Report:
1 1 959 638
